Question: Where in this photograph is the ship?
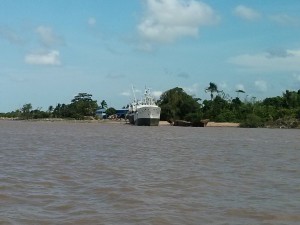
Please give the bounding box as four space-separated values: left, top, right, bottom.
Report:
126 88 161 126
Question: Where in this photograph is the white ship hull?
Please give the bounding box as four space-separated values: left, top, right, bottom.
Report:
126 88 161 126
127 105 161 126
135 105 160 126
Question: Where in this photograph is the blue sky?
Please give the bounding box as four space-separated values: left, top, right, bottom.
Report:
1 0 300 112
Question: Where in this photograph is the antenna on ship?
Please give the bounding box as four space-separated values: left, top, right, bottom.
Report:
131 85 137 103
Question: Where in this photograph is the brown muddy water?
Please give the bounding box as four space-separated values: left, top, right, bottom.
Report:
0 120 299 225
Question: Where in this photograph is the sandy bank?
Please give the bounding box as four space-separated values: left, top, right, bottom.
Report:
160 121 239 127
159 121 172 126
0 118 239 127
206 122 240 127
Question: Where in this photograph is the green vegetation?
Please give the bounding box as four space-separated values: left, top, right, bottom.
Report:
205 82 219 100
105 107 117 117
1 85 300 128
100 100 108 109
0 93 99 120
157 84 300 128
157 87 201 123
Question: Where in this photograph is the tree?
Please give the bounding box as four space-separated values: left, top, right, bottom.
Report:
158 87 201 122
263 96 283 108
205 82 219 100
282 90 299 108
53 103 62 118
100 100 108 109
239 114 264 128
48 105 53 113
106 107 116 117
70 93 98 119
48 105 54 117
31 108 49 119
20 103 32 119
236 89 245 98
203 95 230 120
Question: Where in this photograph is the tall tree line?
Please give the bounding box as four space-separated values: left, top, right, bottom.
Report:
157 84 300 128
1 85 300 128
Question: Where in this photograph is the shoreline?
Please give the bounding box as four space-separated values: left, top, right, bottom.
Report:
2 118 298 128
206 122 240 127
0 118 240 127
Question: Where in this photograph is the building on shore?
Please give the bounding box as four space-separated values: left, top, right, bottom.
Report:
95 108 128 119
95 108 107 119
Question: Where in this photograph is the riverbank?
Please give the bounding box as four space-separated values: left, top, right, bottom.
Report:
5 118 299 128
206 122 240 127
0 118 240 127
1 117 295 128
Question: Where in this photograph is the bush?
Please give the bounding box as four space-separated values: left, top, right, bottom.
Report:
184 112 203 123
239 114 264 128
215 110 236 122
106 107 116 117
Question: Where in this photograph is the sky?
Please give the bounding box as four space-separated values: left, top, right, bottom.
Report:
1 0 300 112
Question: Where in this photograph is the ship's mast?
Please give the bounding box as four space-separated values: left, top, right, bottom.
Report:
131 85 137 103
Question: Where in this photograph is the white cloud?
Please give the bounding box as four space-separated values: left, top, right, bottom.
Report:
152 90 162 98
219 82 228 90
293 73 300 82
269 14 300 26
266 48 293 58
88 17 97 26
255 80 267 92
183 83 200 95
36 26 64 47
120 91 131 97
0 26 23 45
25 50 61 65
121 88 143 98
106 73 125 79
234 5 261 21
235 84 245 91
136 42 153 52
121 89 161 100
138 0 219 43
228 49 300 72
177 72 190 79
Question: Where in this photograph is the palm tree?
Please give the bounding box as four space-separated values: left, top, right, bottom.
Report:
205 82 218 100
48 105 54 118
100 100 108 109
236 89 245 98
48 105 53 113
21 103 32 119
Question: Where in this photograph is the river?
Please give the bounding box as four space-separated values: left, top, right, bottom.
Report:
0 120 299 225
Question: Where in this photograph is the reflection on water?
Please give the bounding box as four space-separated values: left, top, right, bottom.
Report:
1 121 299 224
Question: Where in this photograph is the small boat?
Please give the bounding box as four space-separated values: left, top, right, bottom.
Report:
173 119 209 127
126 88 161 126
